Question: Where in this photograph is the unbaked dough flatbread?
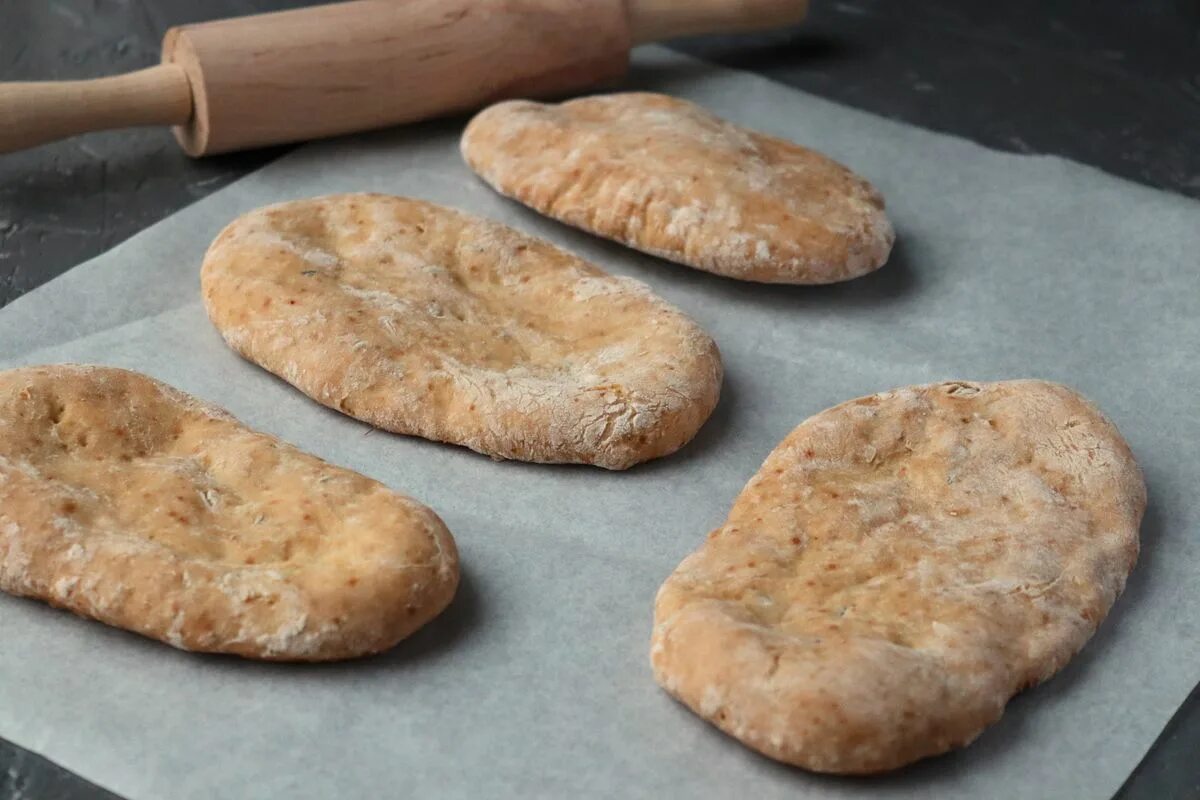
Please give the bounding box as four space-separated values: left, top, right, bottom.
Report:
651 380 1145 773
202 193 723 469
0 365 459 661
462 92 894 284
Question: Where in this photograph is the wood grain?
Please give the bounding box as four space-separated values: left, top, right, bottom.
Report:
163 0 631 155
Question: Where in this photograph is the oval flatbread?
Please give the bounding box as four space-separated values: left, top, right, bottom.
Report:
202 193 722 470
0 365 459 661
651 380 1145 773
461 92 894 284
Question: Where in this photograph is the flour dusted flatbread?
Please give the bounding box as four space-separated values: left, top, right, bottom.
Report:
202 193 722 469
0 365 458 661
651 380 1145 773
461 92 894 284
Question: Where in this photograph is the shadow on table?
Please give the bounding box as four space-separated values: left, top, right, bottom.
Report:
627 233 921 315
260 563 486 676
677 30 861 73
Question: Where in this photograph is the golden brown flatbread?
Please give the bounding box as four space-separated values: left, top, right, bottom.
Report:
462 92 894 284
651 380 1145 772
0 365 458 661
201 193 722 469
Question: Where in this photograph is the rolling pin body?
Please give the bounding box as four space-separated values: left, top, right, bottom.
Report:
0 0 808 156
166 0 632 155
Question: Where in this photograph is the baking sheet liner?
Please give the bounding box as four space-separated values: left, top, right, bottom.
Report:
1 47 1197 799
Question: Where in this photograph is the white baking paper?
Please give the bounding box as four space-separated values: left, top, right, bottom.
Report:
1 47 1197 800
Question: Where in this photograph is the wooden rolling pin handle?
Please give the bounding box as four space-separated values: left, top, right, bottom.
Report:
0 65 192 154
628 0 809 44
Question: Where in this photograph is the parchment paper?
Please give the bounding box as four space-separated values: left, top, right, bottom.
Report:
1 47 1198 800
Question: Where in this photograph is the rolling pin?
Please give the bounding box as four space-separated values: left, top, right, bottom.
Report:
0 0 807 157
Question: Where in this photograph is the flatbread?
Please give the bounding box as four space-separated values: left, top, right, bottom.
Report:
201 193 722 469
651 380 1145 773
461 92 894 284
0 365 459 661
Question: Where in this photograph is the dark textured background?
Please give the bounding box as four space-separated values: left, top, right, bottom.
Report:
1 1 1198 798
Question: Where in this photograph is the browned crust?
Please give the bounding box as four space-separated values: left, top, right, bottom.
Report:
0 365 459 661
201 193 723 469
462 92 895 284
651 380 1145 772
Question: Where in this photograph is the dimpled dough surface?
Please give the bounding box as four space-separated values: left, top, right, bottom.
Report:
0 365 459 661
651 380 1145 774
461 92 895 284
201 193 723 470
